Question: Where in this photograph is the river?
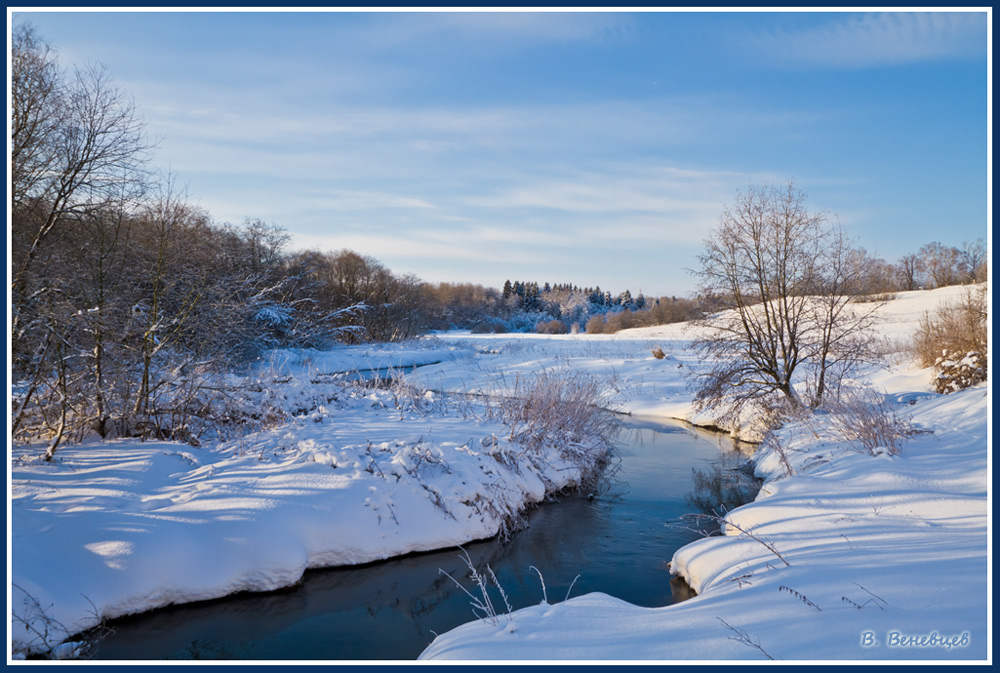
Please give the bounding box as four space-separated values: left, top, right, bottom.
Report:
88 416 753 660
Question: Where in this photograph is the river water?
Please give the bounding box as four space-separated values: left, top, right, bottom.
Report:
90 416 750 661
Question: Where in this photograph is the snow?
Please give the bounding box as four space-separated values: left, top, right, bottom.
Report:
11 382 599 656
8 285 990 662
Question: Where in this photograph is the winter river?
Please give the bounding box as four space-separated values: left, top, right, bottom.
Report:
89 416 753 660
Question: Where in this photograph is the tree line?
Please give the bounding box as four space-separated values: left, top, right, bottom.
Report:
847 239 986 294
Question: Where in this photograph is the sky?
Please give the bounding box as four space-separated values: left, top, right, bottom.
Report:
8 9 990 297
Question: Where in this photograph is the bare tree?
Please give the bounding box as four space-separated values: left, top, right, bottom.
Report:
128 181 211 431
918 241 962 289
75 200 137 439
11 22 64 210
805 229 885 407
12 58 153 308
691 183 882 423
896 253 925 291
959 238 987 284
849 249 896 295
692 183 820 412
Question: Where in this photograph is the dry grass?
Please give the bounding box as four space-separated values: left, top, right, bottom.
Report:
492 372 618 491
851 291 897 304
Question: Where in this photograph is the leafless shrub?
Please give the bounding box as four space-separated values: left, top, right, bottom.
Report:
852 291 897 304
12 584 112 659
584 314 607 334
759 423 797 477
493 372 619 491
933 351 987 394
825 388 927 457
535 319 568 334
462 487 529 542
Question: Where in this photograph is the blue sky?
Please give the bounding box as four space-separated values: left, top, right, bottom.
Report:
10 9 989 296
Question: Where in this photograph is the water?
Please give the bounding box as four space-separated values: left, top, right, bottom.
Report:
89 416 750 661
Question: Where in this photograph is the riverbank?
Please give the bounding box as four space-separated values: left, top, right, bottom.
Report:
10 365 613 658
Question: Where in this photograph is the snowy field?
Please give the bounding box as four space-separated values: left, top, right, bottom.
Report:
9 285 990 662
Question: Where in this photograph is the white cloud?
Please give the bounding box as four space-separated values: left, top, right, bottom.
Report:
752 12 987 68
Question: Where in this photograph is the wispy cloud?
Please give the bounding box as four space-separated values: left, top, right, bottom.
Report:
138 89 826 193
751 12 987 68
300 190 435 212
289 231 505 263
465 165 759 220
344 11 635 50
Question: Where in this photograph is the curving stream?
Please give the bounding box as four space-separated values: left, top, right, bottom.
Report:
88 416 753 660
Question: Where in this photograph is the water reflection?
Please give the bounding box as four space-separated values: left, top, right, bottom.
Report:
91 417 751 660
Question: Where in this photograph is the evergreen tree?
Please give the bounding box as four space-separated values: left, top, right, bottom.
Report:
619 289 633 309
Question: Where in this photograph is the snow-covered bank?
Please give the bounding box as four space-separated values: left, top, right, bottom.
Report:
420 385 988 660
416 286 990 661
10 373 609 656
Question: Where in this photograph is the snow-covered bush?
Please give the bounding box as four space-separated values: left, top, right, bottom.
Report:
933 350 987 394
